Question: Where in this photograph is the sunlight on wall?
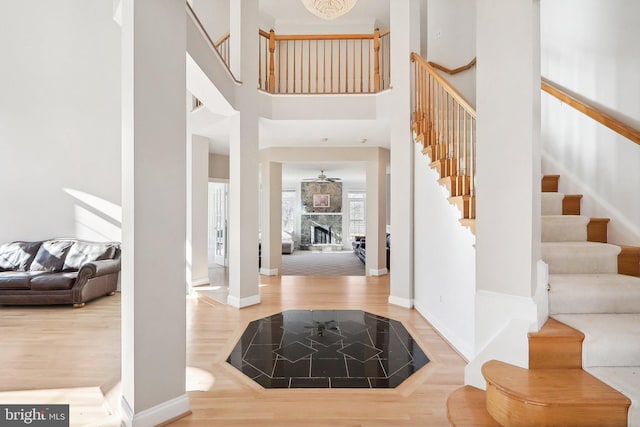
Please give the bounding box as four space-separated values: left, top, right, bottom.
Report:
64 188 122 242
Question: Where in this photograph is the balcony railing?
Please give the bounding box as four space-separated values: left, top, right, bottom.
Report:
258 29 390 94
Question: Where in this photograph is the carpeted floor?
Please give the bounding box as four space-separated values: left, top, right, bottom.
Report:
282 250 365 276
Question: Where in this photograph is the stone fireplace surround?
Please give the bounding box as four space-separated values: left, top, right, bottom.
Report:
300 181 343 248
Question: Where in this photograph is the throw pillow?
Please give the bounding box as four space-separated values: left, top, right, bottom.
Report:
63 242 117 271
0 241 42 271
30 240 75 272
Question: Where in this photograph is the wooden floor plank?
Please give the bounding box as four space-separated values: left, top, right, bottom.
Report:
0 275 467 426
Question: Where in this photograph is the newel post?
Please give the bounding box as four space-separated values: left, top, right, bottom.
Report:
373 28 381 92
268 29 276 93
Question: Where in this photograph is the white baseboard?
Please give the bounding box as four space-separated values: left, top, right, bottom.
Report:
227 294 261 308
369 268 388 276
388 295 413 308
189 277 209 287
414 300 473 361
121 393 190 427
259 268 278 276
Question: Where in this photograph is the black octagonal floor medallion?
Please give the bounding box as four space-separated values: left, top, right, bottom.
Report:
226 310 430 389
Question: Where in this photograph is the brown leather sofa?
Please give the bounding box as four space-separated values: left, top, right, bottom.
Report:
0 239 120 307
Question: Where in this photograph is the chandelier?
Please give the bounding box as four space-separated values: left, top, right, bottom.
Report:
300 0 359 20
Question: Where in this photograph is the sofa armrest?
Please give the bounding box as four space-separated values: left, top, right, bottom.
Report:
73 258 121 305
78 258 121 279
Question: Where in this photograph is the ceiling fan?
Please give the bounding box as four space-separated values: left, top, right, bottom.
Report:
302 170 341 183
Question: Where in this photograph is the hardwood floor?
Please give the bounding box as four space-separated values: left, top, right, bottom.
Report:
0 275 467 426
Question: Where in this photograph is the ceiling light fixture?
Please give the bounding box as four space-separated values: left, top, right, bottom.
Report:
359 138 367 144
300 0 359 20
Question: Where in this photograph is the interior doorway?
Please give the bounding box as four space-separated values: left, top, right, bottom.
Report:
208 181 228 267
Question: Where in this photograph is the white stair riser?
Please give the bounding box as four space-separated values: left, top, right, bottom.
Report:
542 216 589 242
550 280 640 315
542 243 620 274
541 193 564 215
553 314 640 368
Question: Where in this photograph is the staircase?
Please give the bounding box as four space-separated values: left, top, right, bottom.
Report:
446 174 640 426
411 53 477 233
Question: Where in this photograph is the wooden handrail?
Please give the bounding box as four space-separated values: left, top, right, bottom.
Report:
214 32 230 48
411 53 476 117
273 33 377 41
542 78 640 146
186 3 240 83
412 51 477 221
428 57 476 75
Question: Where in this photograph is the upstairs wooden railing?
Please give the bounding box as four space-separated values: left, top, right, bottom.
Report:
259 29 391 94
542 78 640 146
412 53 477 225
213 32 230 69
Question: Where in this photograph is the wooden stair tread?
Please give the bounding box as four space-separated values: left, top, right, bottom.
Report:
447 386 501 427
618 245 640 277
528 318 584 369
528 317 584 340
482 360 631 406
542 174 560 192
562 194 582 215
587 217 610 243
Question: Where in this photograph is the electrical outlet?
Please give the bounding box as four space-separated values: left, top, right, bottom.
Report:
435 31 442 39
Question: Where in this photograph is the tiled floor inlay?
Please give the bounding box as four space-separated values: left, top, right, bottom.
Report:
226 310 430 388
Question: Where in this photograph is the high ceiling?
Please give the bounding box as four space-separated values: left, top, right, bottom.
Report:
260 0 390 30
193 0 392 184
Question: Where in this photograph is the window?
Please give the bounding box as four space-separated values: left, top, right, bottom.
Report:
348 192 366 239
282 190 297 234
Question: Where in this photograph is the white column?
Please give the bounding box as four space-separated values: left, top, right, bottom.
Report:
389 0 421 308
476 0 541 299
463 0 543 388
227 0 260 308
121 0 188 425
260 161 282 276
366 148 389 276
187 135 210 288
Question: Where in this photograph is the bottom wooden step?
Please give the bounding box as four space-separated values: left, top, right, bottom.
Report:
483 360 630 427
528 318 584 369
447 386 501 427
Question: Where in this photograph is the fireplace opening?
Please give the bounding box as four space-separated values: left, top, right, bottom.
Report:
311 221 331 244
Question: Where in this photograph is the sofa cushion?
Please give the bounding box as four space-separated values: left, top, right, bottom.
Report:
0 271 48 289
30 240 75 272
29 272 78 291
0 241 42 271
63 242 117 271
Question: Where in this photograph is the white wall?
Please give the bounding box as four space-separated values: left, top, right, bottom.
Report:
541 0 640 246
0 0 121 243
413 144 476 359
187 136 210 286
426 0 476 105
191 0 230 42
209 153 230 180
